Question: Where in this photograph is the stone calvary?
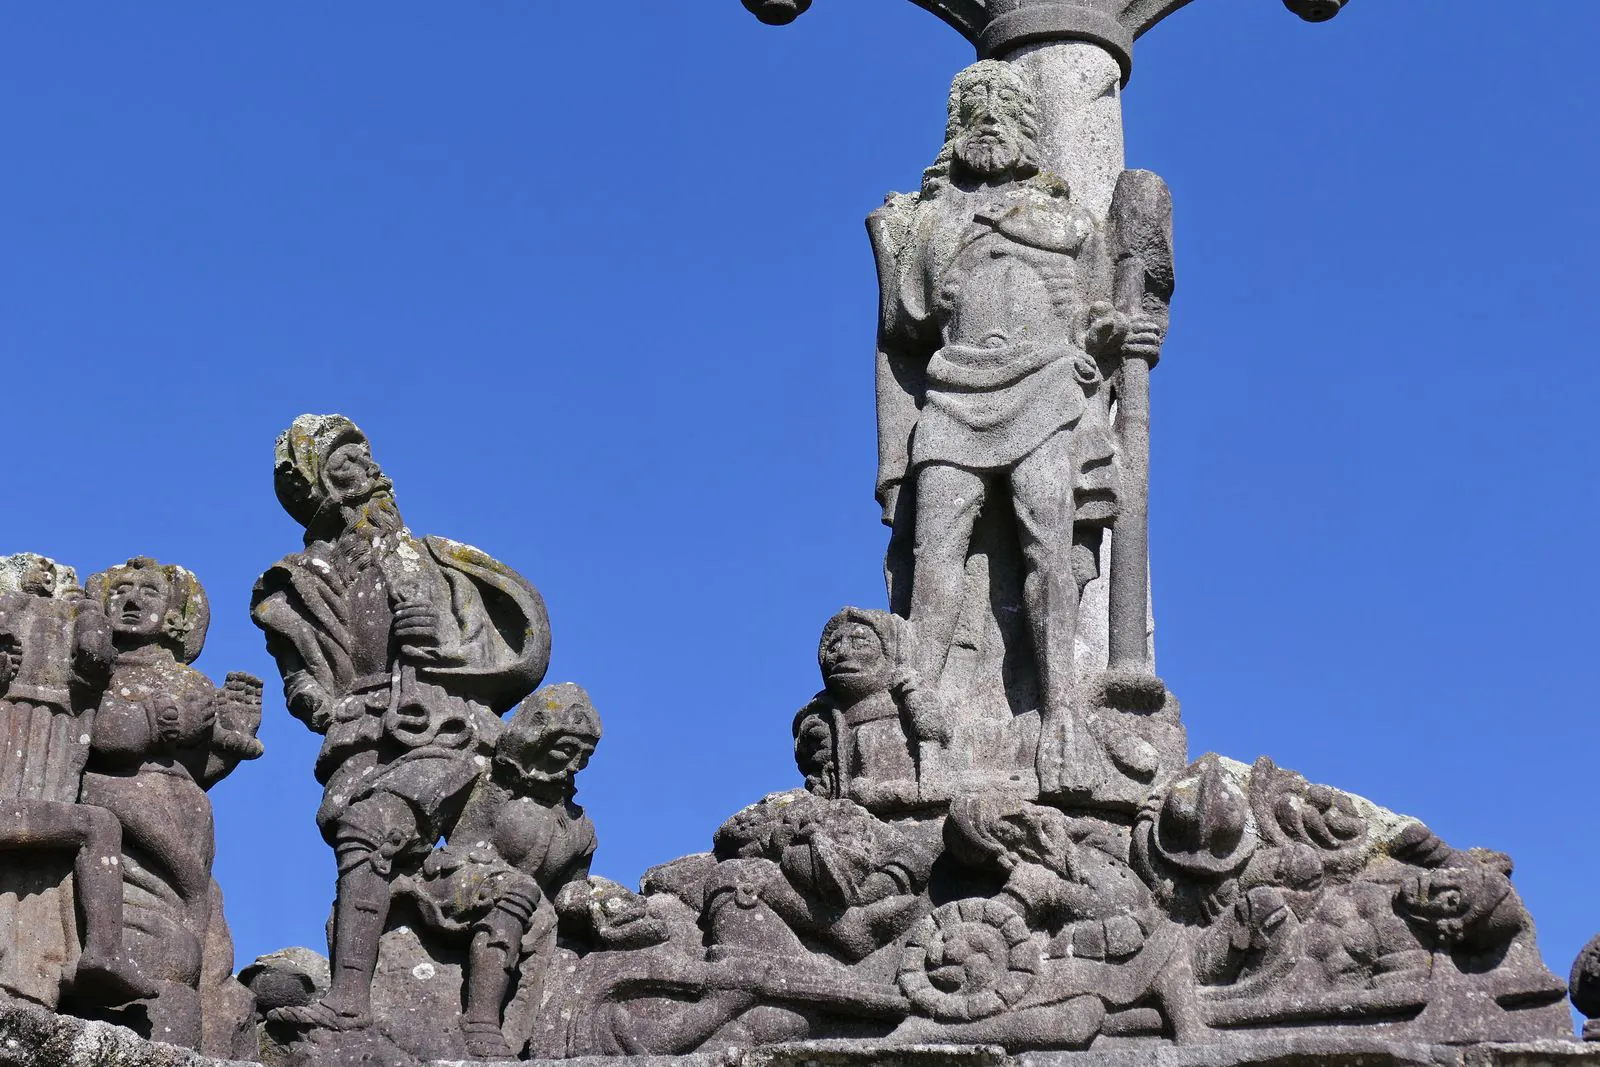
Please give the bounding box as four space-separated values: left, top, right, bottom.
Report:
4 2 1600 1067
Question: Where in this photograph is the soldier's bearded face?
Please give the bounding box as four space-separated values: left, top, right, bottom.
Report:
322 442 392 508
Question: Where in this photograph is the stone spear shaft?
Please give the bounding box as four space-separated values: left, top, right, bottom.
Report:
1107 169 1174 674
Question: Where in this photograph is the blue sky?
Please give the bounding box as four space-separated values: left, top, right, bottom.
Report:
2 1 1597 1000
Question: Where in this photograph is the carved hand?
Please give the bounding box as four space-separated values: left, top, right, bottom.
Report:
1085 301 1128 358
1121 319 1165 362
285 674 333 732
876 480 902 528
393 600 444 659
215 674 267 760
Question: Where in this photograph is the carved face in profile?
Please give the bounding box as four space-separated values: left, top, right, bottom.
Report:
950 63 1036 181
503 730 596 789
496 684 602 796
820 620 891 702
107 568 171 643
320 440 392 509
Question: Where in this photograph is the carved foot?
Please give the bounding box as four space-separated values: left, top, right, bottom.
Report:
266 999 371 1033
73 950 158 1003
461 1021 516 1061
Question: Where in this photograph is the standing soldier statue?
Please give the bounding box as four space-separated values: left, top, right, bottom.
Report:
251 415 551 1040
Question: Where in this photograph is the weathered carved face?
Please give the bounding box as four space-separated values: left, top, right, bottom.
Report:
793 708 835 793
821 621 891 701
321 441 392 508
107 568 171 642
496 726 597 792
19 558 58 598
952 75 1030 180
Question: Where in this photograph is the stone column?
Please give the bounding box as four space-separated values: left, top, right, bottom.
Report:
1003 40 1125 220
1002 38 1155 674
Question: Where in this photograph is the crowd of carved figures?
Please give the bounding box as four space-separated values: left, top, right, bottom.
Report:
0 56 1593 1067
0 551 262 1056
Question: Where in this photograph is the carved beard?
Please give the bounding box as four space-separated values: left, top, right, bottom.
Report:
334 492 405 571
350 492 404 537
954 128 1025 180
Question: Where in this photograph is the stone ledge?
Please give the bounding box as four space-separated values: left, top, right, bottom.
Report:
3 1006 1597 1067
0 1001 244 1067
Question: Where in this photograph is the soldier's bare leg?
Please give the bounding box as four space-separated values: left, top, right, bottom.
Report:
1008 430 1082 795
908 462 987 686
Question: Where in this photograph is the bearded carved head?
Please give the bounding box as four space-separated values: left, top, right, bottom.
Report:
496 682 603 799
272 414 399 539
923 60 1044 195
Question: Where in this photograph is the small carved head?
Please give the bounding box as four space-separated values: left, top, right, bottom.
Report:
1396 862 1520 954
273 414 397 535
0 553 79 599
792 695 838 797
86 558 209 663
818 607 903 703
496 682 602 798
930 60 1043 190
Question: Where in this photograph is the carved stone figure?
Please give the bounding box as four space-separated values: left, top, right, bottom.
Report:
868 60 1172 805
0 554 259 1058
250 414 552 1049
391 682 602 1058
799 608 949 814
75 558 263 1056
520 542 1569 1057
0 554 145 1007
1131 757 1568 1041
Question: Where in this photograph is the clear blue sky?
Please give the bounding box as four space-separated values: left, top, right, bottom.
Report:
2 1 1597 995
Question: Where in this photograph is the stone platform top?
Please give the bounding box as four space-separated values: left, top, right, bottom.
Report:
2 1001 1596 1067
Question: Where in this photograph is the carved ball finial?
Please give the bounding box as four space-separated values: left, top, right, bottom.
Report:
742 0 812 26
1283 0 1346 22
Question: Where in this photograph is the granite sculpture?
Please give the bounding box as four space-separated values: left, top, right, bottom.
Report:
250 414 577 1062
1 0 1593 1064
0 552 261 1058
491 58 1571 1060
867 58 1176 810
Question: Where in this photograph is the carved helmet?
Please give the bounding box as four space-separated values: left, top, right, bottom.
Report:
272 413 370 528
